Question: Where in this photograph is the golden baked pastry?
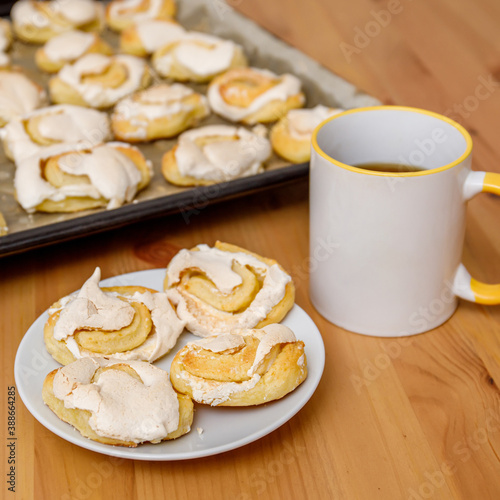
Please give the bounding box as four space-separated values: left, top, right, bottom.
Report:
43 357 193 446
14 142 152 213
3 104 111 163
48 53 151 109
119 19 185 57
165 242 295 337
44 267 185 365
0 69 46 127
270 105 342 163
152 31 247 83
161 124 271 186
111 83 209 142
35 30 113 73
11 0 104 44
207 67 305 124
170 324 307 406
0 212 7 236
105 0 176 33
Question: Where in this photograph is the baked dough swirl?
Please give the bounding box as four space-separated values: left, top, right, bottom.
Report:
49 53 151 109
207 67 305 124
165 242 295 337
11 0 104 44
170 324 307 406
14 141 152 212
43 357 193 446
105 0 176 32
44 267 186 365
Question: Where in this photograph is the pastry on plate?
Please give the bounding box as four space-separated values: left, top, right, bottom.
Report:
161 124 271 186
0 69 46 127
44 267 185 365
170 323 307 406
105 0 176 32
270 105 343 163
0 212 7 236
111 83 209 142
43 357 193 446
3 104 111 163
49 53 151 109
119 19 185 57
14 142 152 212
152 32 247 83
207 67 305 124
35 30 113 73
164 242 295 337
11 0 104 44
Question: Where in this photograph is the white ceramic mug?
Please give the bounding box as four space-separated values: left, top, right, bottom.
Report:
309 105 500 337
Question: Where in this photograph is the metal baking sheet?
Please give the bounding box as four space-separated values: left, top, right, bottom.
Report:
0 0 379 257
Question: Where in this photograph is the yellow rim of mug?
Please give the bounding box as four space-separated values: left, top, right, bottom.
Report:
311 105 474 177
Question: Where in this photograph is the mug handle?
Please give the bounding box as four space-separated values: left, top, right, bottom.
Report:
453 171 500 304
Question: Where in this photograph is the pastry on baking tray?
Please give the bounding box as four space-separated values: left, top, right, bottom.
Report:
164 241 295 337
111 83 209 142
270 105 343 163
35 30 113 73
14 142 152 213
3 104 111 163
48 53 151 109
151 32 247 83
119 19 185 57
43 357 193 446
170 323 307 406
0 69 46 127
105 0 176 32
11 0 104 44
161 124 271 186
207 67 305 124
0 212 7 236
44 267 185 365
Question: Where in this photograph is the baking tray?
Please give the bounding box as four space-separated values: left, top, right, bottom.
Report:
0 0 379 257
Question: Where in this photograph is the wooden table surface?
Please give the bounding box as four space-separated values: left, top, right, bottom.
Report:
3 0 500 499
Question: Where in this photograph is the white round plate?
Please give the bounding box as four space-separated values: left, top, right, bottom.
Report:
14 269 325 461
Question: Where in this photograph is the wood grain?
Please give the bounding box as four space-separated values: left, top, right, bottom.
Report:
3 0 500 499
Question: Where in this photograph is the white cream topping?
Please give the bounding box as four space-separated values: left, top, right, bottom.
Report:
135 19 185 53
172 124 271 182
52 357 180 443
50 267 185 361
166 244 292 337
286 105 342 140
3 104 111 162
208 67 303 123
0 72 44 124
109 0 164 22
154 32 237 78
43 30 95 62
57 53 147 108
111 84 208 139
177 324 298 405
14 142 150 211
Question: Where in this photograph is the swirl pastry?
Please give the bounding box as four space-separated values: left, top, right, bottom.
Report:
35 31 113 73
170 324 307 406
44 267 185 365
14 141 152 212
0 212 7 236
152 32 247 83
2 104 111 163
270 105 342 163
11 0 104 44
164 242 295 337
161 124 271 186
119 19 185 57
111 83 209 142
207 67 305 124
105 0 176 32
0 69 46 127
43 357 193 446
49 53 151 109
